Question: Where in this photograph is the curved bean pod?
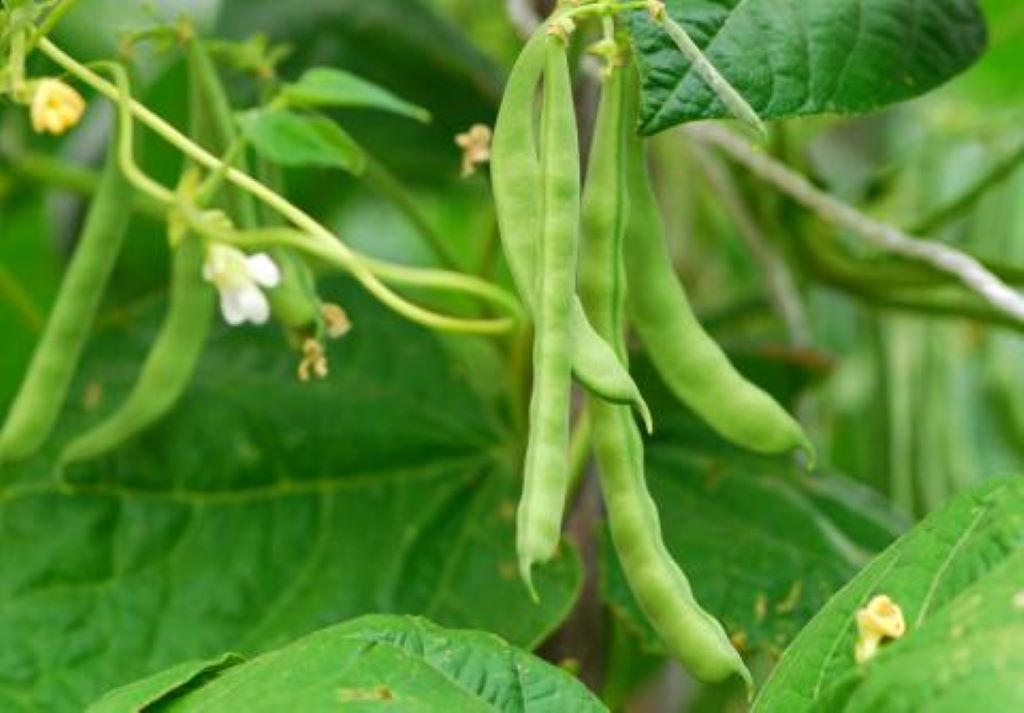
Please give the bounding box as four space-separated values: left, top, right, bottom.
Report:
0 139 132 464
582 62 752 688
491 24 651 430
624 113 813 459
60 235 214 464
516 33 578 594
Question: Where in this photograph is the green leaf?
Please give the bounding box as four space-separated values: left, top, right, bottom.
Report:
756 478 1024 712
0 284 580 712
282 68 431 123
216 0 503 181
94 615 606 712
238 109 367 173
628 0 988 135
87 654 243 713
600 446 906 658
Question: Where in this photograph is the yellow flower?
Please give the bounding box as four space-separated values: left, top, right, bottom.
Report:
31 78 86 136
854 594 906 663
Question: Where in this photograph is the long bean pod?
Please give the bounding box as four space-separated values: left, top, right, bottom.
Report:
582 61 752 687
516 32 578 593
624 116 812 459
60 235 214 464
0 137 132 464
491 23 651 430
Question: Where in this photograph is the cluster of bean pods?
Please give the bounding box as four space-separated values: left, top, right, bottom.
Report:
491 15 814 688
0 37 325 467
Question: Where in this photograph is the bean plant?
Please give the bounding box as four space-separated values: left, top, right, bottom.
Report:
0 0 1021 711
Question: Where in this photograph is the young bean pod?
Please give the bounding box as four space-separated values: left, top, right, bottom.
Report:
491 24 651 430
516 32 578 593
624 117 813 459
0 138 132 465
60 234 214 465
582 61 752 688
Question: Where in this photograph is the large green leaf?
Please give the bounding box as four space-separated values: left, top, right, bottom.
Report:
86 654 242 713
755 477 1024 712
628 0 988 135
0 284 580 712
90 615 606 712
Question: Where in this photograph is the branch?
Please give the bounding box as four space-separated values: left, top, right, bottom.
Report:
690 124 1024 324
691 142 811 345
504 0 542 38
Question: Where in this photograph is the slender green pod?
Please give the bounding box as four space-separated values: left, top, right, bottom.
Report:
0 139 132 464
623 114 812 460
582 62 751 688
516 32 578 594
491 24 650 430
60 236 214 464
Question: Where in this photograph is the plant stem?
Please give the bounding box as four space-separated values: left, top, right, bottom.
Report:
692 123 1024 323
655 13 766 137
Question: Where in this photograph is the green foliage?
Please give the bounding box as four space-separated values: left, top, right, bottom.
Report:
756 478 1024 711
0 286 579 712
238 109 367 173
629 0 989 134
281 68 431 123
91 615 606 712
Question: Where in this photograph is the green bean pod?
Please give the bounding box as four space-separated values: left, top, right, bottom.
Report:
491 24 651 430
582 62 752 688
60 235 214 465
624 118 813 459
516 33 578 593
0 140 132 465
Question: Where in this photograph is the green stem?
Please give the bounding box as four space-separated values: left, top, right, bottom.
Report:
655 13 766 137
28 0 80 50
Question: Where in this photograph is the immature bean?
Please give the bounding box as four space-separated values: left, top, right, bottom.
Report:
0 138 132 465
491 24 651 429
516 33 578 593
60 235 214 465
582 63 752 687
624 120 813 459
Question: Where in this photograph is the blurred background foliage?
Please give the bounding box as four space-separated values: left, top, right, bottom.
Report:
0 0 1022 710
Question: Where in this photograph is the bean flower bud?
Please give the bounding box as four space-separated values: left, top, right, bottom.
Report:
854 594 906 663
30 78 86 136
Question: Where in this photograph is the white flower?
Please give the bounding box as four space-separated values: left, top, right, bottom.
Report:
202 244 281 326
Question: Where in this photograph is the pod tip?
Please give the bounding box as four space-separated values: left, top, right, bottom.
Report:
519 557 541 604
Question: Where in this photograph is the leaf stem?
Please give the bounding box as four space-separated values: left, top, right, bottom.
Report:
654 12 766 137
